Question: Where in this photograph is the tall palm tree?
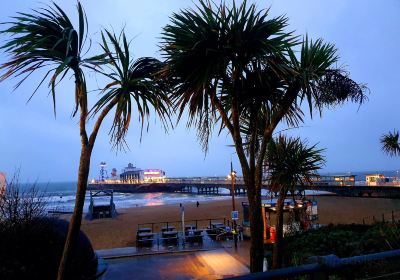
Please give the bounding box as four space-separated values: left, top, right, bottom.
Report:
160 0 366 272
0 3 169 280
381 130 400 157
265 136 325 269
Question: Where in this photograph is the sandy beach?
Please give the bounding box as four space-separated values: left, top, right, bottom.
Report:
79 196 400 250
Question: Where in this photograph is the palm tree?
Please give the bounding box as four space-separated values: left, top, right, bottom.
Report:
265 135 325 269
0 3 169 280
381 130 400 157
160 0 366 272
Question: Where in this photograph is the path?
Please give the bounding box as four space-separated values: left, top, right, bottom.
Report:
102 249 249 279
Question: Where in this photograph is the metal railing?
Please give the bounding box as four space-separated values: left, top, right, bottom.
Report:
137 217 228 235
226 249 400 280
135 218 232 251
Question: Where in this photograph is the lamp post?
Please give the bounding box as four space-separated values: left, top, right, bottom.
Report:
230 160 238 249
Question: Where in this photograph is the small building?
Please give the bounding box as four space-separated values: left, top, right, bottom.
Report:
143 169 166 183
366 174 399 186
311 174 356 186
242 199 318 242
120 163 143 183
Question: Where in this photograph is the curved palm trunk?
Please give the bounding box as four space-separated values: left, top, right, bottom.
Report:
57 144 92 280
57 82 118 280
272 188 287 269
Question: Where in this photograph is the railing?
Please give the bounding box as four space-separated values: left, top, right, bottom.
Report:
137 217 229 238
90 177 246 185
135 218 240 253
226 249 400 280
361 209 400 225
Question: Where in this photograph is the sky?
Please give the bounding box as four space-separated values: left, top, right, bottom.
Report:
0 0 399 182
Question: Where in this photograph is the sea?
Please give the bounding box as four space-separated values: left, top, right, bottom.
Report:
18 182 231 213
14 170 399 213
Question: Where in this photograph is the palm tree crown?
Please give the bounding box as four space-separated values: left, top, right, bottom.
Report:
161 0 296 150
265 135 325 191
92 30 171 147
161 0 367 152
381 130 400 157
0 2 102 115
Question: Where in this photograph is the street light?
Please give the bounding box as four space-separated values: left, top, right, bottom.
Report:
229 160 238 249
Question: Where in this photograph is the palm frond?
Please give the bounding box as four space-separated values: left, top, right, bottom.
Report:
92 29 172 149
289 36 368 117
0 2 103 116
265 135 325 191
381 130 400 157
161 0 297 151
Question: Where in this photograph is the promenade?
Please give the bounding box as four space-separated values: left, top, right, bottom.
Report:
99 245 250 279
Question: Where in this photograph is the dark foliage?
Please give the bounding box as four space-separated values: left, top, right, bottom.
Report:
0 174 97 280
381 130 400 157
265 135 325 191
284 223 400 279
0 218 97 280
0 173 46 225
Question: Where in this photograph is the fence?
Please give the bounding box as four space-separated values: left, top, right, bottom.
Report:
361 210 400 225
226 249 400 280
137 217 229 236
135 217 240 253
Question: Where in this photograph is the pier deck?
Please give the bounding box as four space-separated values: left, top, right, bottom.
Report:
87 181 400 199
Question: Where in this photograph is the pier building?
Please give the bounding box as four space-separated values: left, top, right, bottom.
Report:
143 169 166 183
120 163 142 183
117 164 166 183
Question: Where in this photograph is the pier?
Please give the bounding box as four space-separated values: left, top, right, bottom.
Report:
87 177 400 199
88 180 249 196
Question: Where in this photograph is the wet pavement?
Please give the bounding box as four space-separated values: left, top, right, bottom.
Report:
101 248 249 280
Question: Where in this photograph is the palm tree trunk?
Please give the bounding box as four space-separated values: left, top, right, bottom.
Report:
57 143 92 280
272 188 287 269
56 92 117 280
247 185 264 272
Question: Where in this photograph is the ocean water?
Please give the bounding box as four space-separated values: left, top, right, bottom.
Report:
18 181 230 213
13 170 400 213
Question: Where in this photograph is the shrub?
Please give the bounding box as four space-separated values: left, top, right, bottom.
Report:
283 223 400 279
0 173 98 280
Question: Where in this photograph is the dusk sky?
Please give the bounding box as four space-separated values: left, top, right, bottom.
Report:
0 0 399 182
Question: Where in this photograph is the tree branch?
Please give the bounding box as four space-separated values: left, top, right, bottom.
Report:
88 97 119 148
231 94 251 178
256 85 301 181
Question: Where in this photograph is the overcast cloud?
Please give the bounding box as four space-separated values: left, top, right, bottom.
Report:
0 0 399 182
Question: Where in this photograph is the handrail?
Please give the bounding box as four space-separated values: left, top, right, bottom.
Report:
226 249 400 280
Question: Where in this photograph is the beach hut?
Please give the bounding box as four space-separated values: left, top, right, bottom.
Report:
241 199 318 242
88 189 117 219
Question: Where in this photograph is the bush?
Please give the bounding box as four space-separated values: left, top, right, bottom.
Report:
0 173 98 280
0 218 98 280
283 223 400 279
